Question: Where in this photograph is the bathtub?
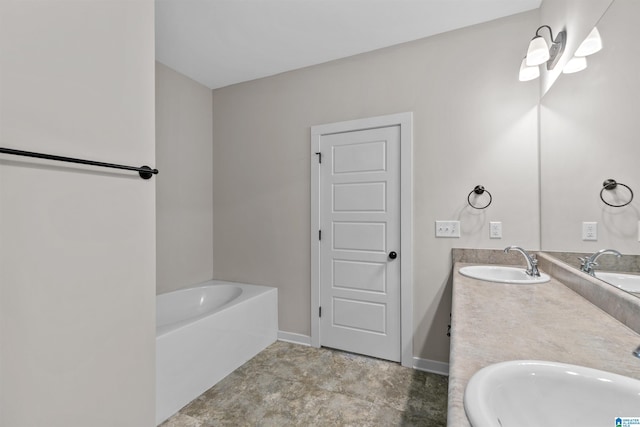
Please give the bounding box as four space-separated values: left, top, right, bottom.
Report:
156 280 278 425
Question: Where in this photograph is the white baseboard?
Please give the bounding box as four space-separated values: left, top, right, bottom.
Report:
278 331 312 346
278 332 449 376
413 357 449 376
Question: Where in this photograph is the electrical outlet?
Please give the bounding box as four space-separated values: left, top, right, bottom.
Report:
490 221 502 239
435 220 460 238
582 222 598 241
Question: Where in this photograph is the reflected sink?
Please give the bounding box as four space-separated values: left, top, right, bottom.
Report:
464 360 640 427
595 271 640 293
459 265 550 284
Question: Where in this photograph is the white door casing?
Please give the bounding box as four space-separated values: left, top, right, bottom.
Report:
311 112 413 367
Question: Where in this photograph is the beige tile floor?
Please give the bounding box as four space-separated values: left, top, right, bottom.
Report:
161 341 448 427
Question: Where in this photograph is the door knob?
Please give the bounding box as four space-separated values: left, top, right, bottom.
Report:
388 251 397 259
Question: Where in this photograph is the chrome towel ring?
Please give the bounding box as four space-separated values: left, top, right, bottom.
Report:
600 179 634 207
467 185 492 209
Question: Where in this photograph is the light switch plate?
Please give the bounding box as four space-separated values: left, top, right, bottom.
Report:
435 221 460 238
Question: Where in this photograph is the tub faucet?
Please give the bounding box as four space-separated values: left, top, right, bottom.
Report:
634 345 640 359
504 246 540 277
579 249 622 276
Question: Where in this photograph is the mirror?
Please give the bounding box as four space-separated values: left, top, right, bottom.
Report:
540 0 640 297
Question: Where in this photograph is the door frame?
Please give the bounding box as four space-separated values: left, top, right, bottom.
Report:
310 112 413 368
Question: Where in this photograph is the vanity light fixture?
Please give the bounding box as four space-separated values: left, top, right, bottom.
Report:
574 27 603 57
525 25 566 70
563 56 588 74
518 57 540 81
562 27 603 75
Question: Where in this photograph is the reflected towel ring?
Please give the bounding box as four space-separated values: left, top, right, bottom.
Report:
467 185 492 209
600 179 634 207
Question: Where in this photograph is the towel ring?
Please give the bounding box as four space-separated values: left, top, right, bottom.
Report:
600 179 634 207
467 185 492 209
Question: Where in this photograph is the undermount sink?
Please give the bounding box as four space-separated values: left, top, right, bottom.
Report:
459 265 550 284
464 360 640 427
595 271 640 293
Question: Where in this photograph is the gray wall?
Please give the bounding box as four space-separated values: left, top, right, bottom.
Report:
157 1 621 365
540 0 640 253
211 11 540 364
539 0 613 95
0 2 156 426
156 62 214 294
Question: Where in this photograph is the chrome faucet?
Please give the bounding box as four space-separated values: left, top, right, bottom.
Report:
579 249 622 276
634 345 640 359
504 246 540 277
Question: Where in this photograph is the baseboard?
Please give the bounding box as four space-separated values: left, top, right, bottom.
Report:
277 333 449 375
277 331 312 346
413 357 449 376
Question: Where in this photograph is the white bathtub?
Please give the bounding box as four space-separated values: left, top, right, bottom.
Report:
156 280 278 425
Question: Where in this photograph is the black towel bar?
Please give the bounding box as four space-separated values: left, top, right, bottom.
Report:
467 185 492 209
0 147 158 179
600 179 633 207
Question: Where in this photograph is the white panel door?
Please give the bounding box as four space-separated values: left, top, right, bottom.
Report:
319 125 400 362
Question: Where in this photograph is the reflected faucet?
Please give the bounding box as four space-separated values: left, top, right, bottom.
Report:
579 249 622 276
504 246 540 277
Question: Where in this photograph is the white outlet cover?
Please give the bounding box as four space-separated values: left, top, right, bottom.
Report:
582 221 598 241
490 221 502 239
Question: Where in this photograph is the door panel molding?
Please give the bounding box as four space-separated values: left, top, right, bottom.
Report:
310 112 413 368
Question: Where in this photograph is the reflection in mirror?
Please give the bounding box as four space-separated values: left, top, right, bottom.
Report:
545 251 640 297
540 0 640 298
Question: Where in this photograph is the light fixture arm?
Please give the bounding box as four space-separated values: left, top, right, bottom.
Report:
534 25 566 70
534 25 555 40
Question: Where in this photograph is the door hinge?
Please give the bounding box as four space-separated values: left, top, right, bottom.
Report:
315 152 322 164
319 306 322 317
319 229 322 241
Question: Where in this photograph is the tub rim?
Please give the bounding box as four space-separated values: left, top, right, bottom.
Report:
156 280 276 338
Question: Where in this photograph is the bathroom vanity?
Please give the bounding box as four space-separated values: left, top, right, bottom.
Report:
447 250 640 426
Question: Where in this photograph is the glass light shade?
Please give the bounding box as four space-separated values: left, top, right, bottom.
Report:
563 56 588 74
526 36 550 66
519 57 540 81
574 27 602 57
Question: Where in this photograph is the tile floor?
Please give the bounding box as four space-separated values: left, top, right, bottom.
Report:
161 341 448 427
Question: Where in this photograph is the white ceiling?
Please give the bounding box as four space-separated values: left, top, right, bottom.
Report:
156 0 541 90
